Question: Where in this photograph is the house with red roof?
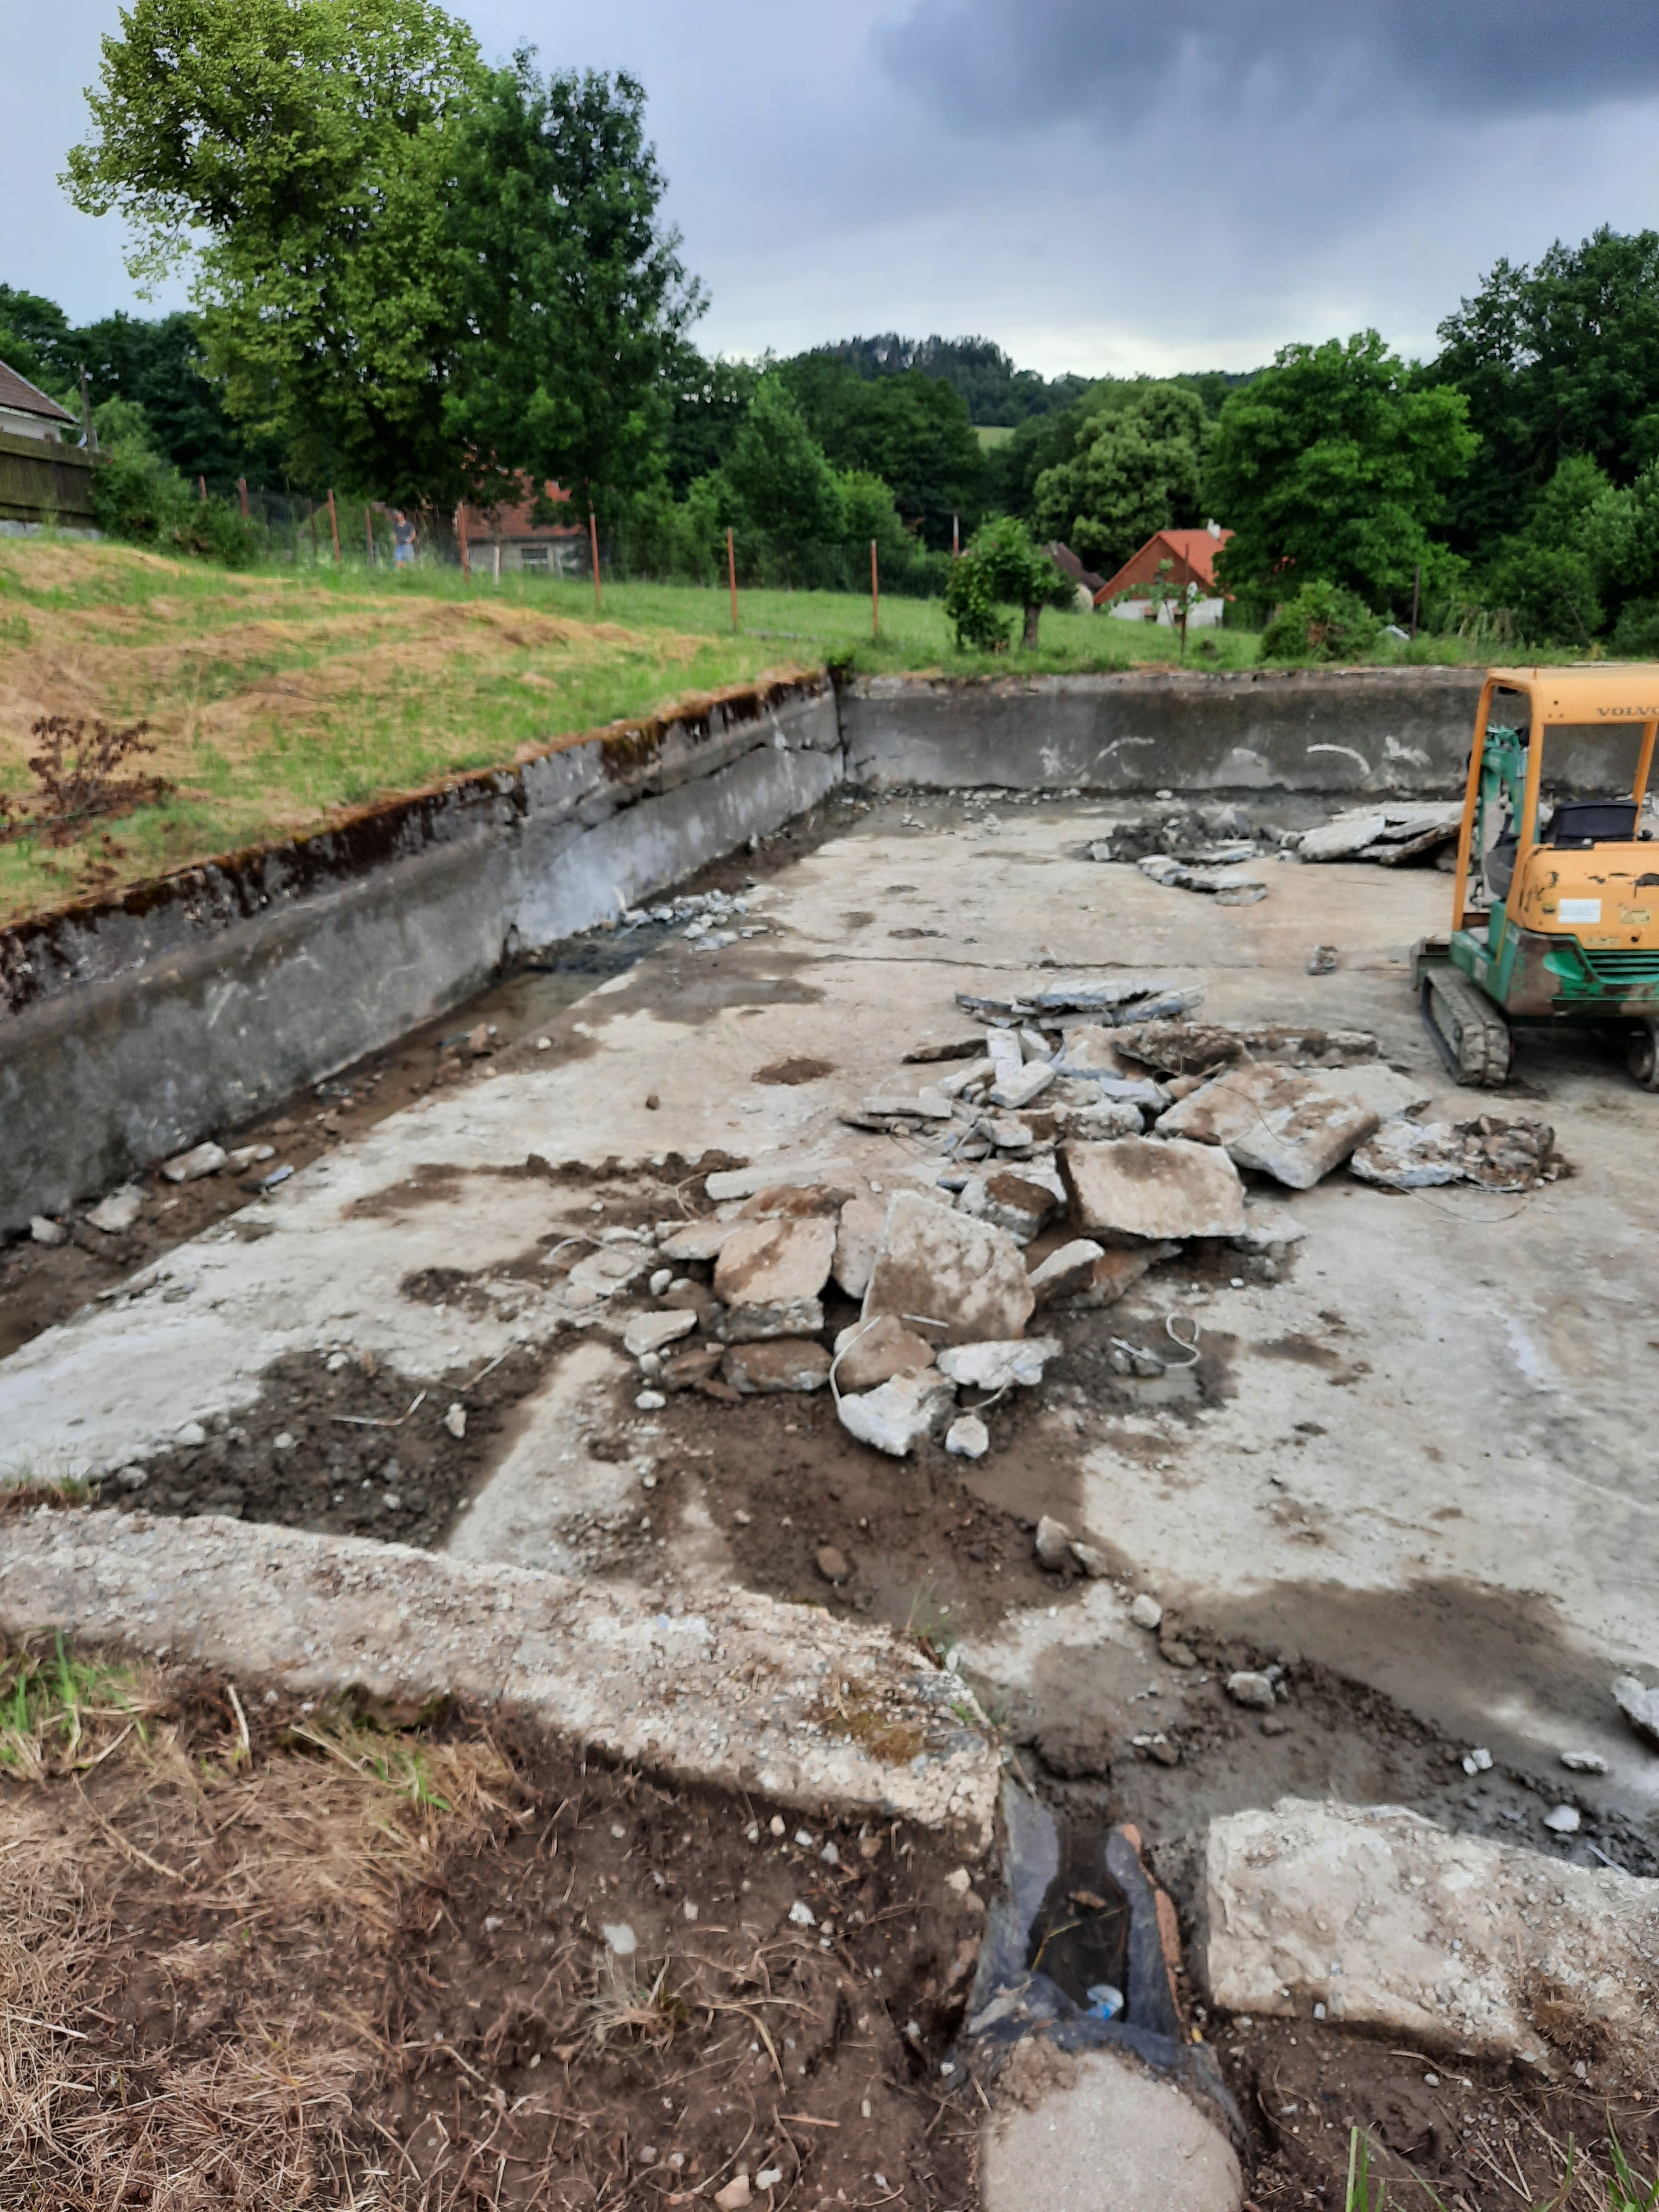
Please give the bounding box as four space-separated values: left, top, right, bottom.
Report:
457 476 587 577
1093 522 1233 628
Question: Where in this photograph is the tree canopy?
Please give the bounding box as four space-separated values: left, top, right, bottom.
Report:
1206 331 1476 613
778 355 983 547
1032 383 1207 574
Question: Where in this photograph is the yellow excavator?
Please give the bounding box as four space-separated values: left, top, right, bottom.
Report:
1413 666 1659 1089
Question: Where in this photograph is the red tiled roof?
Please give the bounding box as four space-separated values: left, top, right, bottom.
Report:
0 358 77 426
458 474 580 540
1094 527 1233 604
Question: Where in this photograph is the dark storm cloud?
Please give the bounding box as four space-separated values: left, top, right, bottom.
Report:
878 0 1659 131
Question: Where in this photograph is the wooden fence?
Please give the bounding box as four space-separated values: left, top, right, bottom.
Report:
0 432 96 530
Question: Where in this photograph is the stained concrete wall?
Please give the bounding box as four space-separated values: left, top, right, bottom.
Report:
0 676 840 1235
842 667 1485 795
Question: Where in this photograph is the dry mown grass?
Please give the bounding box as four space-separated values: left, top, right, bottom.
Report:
0 540 791 924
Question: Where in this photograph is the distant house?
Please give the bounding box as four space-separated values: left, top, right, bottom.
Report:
1094 523 1233 628
458 476 587 576
0 360 78 444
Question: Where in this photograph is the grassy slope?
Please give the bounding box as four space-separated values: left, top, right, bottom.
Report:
0 538 1514 926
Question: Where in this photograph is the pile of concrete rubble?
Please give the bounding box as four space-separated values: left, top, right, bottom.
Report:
1086 798 1467 905
551 975 1559 1471
618 886 770 953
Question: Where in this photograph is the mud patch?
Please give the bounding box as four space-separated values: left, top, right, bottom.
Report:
106 1343 551 1549
753 1056 837 1084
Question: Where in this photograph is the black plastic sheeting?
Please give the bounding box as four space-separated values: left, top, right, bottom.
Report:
959 1781 1244 2148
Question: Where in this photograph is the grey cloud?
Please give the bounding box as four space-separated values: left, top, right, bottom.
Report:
878 0 1659 132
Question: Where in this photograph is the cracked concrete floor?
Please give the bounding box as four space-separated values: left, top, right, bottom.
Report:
4 794 1658 1819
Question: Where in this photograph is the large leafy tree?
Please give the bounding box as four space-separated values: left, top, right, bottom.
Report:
723 375 844 547
66 0 479 503
1031 383 1206 573
442 55 701 513
659 342 759 498
779 355 982 548
1207 331 1475 612
1431 228 1659 550
0 286 77 401
76 310 272 483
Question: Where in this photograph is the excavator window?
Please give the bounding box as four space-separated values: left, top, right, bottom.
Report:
1547 799 1639 846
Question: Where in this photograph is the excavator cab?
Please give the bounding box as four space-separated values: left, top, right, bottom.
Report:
1413 666 1659 1088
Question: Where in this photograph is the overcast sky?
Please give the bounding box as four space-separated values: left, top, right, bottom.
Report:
9 1 1659 379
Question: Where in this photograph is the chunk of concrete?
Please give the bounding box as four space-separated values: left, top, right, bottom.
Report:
622 1310 698 1358
656 1219 738 1262
862 1191 1035 1346
1062 1099 1144 1140
1225 1671 1276 1710
161 1141 227 1185
1296 810 1391 861
1315 1063 1434 1121
1029 1238 1175 1308
722 1340 832 1395
1158 1065 1379 1190
963 1170 1057 1243
1053 1024 1133 1078
836 1368 957 1456
1060 1139 1245 1244
946 1414 989 1459
988 1061 1055 1111
28 1216 66 1246
980 2041 1242 2212
714 1217 836 1340
1614 1675 1659 1750
1348 1119 1464 1190
703 1157 851 1203
832 1195 886 1300
1229 1208 1307 1254
1034 1515 1072 1568
833 1314 937 1391
85 1187 144 1235
937 1338 1060 1391
738 1183 852 1218
1203 1797 1659 2067
565 1245 651 1301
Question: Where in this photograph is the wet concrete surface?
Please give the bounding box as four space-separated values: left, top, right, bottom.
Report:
3 787 1657 1859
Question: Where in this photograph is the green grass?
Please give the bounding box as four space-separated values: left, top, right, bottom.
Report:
1344 2124 1659 2211
0 1632 151 1783
0 534 1588 928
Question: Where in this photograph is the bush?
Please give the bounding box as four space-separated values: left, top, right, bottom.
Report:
943 549 1010 651
1478 540 1603 646
1610 598 1659 657
1259 578 1380 662
945 516 1073 651
89 397 260 565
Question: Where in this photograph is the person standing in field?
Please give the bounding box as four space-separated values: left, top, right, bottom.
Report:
392 511 416 568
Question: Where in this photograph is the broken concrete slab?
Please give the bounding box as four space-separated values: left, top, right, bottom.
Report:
1026 1239 1106 1305
656 1219 739 1263
0 1506 999 1845
565 1245 652 1302
833 1314 938 1392
956 977 1178 1022
836 1368 957 1457
713 1217 836 1341
987 1062 1056 1112
1297 802 1462 863
622 1310 699 1359
1203 1798 1659 2067
1060 1139 1245 1244
1157 1065 1379 1190
1228 1207 1306 1255
1350 1114 1561 1194
937 1338 1061 1391
738 1183 852 1219
831 1195 885 1301
980 2041 1243 2212
1061 1100 1145 1141
1052 1025 1133 1078
961 1170 1057 1244
1139 854 1267 905
1348 1119 1465 1190
844 1086 953 1128
862 1191 1035 1346
703 1158 852 1203
1312 1063 1433 1121
722 1340 832 1394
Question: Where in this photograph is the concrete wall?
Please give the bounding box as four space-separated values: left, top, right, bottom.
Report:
0 675 839 1235
842 667 1485 796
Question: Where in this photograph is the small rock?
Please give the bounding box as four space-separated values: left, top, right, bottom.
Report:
259 1164 293 1191
1227 1671 1277 1710
602 1922 637 1956
815 1544 851 1584
1149 1739 1181 1767
28 1217 65 1246
1542 1804 1582 1835
444 1403 467 1439
114 1465 148 1492
1612 1676 1659 1749
1261 1715 1290 1737
1034 1515 1071 1569
272 1430 296 1452
176 1421 207 1449
787 1901 815 1927
161 1141 227 1185
723 1340 832 1395
1561 1751 1608 1775
624 1310 698 1358
649 1266 673 1296
1307 945 1339 974
227 1144 275 1170
644 1092 660 1110
86 1187 144 1235
945 1413 990 1459
1462 1746 1493 1775
713 2175 752 2211
1070 1540 1110 1578
635 1390 667 1410
1129 1593 1163 1630
945 1866 973 1895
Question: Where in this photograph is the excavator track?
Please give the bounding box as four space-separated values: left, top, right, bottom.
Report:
1419 962 1512 1088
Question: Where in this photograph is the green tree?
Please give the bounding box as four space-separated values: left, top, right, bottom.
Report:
1477 454 1609 644
1032 384 1206 572
1431 227 1659 550
779 354 982 547
724 376 844 547
660 343 759 498
75 309 269 484
0 286 77 403
88 396 258 562
1207 331 1475 613
945 516 1072 651
66 0 482 503
442 55 701 514
1258 579 1381 664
